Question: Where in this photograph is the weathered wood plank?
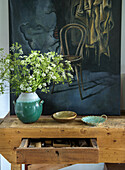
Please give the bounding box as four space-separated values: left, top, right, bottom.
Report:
16 147 98 164
35 142 42 148
90 139 98 148
0 136 22 150
0 115 125 164
1 149 18 163
11 163 22 170
1 127 123 140
19 139 28 148
99 148 125 163
98 136 125 148
1 116 125 129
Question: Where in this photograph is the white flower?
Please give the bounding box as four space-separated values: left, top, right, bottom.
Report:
50 72 54 77
45 69 49 73
32 52 38 56
38 85 42 89
27 87 32 92
36 64 40 67
52 76 57 80
29 76 33 79
19 49 23 55
20 84 26 91
38 57 43 61
10 67 14 71
59 55 63 58
43 83 47 86
51 63 56 67
0 42 73 94
47 66 52 70
5 59 9 64
65 60 71 64
62 72 66 78
40 54 44 58
19 55 27 59
37 70 40 74
67 73 73 78
20 84 23 88
42 73 46 77
50 55 54 59
29 54 34 57
34 70 40 74
21 60 25 64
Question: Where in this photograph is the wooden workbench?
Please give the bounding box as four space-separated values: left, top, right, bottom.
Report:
0 115 125 170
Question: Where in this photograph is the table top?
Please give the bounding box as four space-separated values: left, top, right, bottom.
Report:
0 115 125 129
0 115 125 164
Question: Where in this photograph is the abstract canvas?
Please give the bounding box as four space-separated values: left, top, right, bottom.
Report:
9 0 121 115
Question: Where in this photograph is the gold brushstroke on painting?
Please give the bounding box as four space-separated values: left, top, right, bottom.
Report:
71 0 114 65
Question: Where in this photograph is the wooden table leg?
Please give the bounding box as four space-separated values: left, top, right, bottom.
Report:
11 163 22 170
105 163 125 170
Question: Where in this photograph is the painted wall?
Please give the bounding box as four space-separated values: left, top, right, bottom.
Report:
0 0 125 169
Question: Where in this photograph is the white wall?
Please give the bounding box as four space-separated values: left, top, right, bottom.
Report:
0 0 125 170
0 0 10 169
0 0 9 118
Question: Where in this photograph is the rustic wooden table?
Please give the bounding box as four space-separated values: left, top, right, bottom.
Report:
0 115 125 170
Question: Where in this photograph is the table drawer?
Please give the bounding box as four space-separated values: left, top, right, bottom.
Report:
16 138 99 164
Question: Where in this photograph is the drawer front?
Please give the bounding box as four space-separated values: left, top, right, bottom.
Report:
16 138 99 164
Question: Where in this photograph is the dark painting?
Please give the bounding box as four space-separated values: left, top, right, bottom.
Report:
9 0 121 115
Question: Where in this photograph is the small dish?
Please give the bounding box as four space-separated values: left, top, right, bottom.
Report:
81 115 107 126
52 111 77 123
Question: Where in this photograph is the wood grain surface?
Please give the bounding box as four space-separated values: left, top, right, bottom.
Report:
0 115 125 166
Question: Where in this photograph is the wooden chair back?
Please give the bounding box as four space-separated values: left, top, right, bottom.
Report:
60 23 87 57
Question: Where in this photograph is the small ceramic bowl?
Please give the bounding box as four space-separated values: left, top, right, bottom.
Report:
81 115 107 126
52 111 77 123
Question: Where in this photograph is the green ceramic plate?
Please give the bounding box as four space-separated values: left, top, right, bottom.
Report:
81 115 107 126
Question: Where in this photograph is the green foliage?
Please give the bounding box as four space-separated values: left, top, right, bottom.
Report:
0 43 73 94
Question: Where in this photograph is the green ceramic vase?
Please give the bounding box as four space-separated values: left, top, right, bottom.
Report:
13 92 44 123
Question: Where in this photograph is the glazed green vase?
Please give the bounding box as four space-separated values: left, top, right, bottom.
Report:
13 92 44 123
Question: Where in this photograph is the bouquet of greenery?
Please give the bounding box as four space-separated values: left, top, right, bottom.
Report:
0 43 73 94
